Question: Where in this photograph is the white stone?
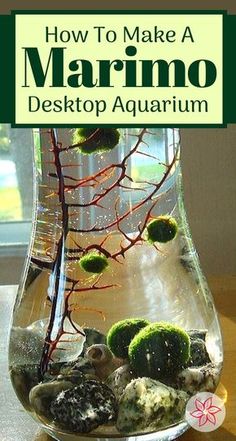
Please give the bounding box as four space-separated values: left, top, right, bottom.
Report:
106 364 134 399
116 377 188 434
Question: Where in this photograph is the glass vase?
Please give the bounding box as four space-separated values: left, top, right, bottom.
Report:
8 128 223 441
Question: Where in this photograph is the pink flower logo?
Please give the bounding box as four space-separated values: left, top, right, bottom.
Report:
190 397 221 426
186 392 226 432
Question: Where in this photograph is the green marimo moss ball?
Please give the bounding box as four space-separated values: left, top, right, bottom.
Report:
73 128 120 154
107 318 150 359
79 252 108 274
146 216 178 243
128 322 190 380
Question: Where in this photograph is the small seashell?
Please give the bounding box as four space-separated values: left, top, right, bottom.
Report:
85 344 113 365
85 344 125 380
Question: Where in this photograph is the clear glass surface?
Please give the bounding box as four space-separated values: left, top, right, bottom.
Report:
8 128 223 441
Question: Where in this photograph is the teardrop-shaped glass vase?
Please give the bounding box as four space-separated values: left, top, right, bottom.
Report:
9 128 223 441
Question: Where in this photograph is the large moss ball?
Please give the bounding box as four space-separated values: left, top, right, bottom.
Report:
79 252 108 274
128 322 190 380
146 216 178 243
73 128 120 154
107 318 150 359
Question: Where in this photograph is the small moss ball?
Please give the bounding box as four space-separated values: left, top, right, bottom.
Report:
107 318 150 359
73 128 120 155
146 216 178 244
79 252 108 274
128 322 190 380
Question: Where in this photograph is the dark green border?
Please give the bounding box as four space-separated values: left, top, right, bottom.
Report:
0 15 14 123
1 9 234 127
11 10 227 14
224 15 236 123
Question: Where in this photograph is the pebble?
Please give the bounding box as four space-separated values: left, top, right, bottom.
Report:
187 338 211 367
50 380 117 433
175 362 221 395
29 379 78 419
106 365 134 399
185 329 211 367
82 327 106 355
116 377 188 434
187 329 207 341
59 356 96 377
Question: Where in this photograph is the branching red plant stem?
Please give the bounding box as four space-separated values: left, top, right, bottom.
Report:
34 128 179 377
66 147 177 263
39 129 67 376
43 281 85 368
111 198 159 260
39 129 87 377
68 144 178 235
38 129 120 376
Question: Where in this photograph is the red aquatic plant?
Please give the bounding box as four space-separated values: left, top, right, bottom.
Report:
31 128 179 376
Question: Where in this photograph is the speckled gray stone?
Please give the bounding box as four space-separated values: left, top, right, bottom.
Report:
187 338 211 367
50 380 117 433
185 329 211 367
175 362 221 395
187 329 207 342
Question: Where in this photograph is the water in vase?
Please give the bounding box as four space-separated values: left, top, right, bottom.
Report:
9 128 223 441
